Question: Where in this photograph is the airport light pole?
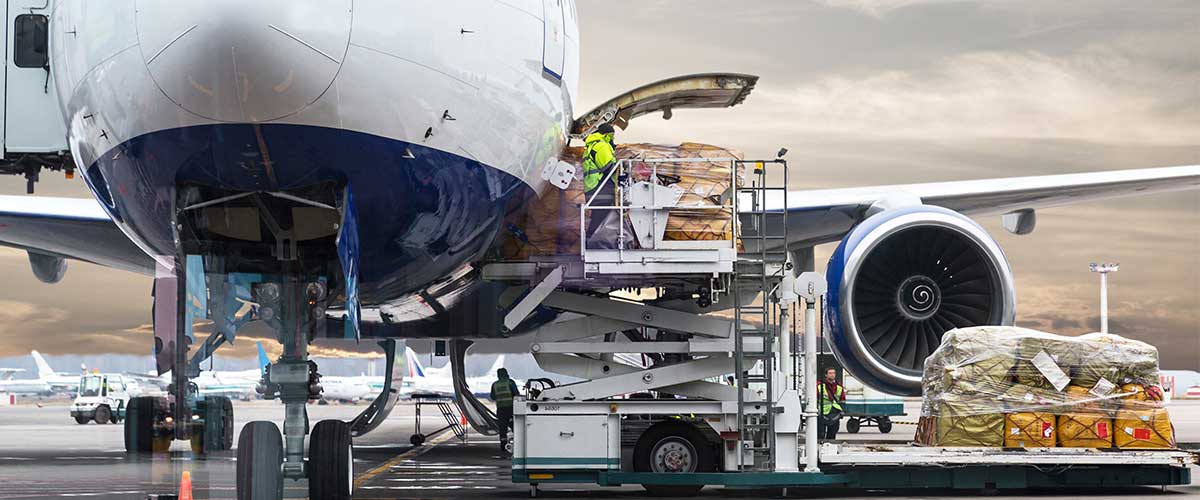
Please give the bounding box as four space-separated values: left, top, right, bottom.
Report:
1089 262 1119 334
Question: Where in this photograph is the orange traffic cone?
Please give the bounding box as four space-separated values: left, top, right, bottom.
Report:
178 470 193 500
460 412 468 427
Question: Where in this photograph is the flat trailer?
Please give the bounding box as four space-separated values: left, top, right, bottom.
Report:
841 399 904 434
512 400 1193 496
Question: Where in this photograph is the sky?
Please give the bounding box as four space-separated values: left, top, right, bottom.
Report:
0 1 1197 370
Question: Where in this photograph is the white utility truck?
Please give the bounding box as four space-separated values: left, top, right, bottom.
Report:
71 373 131 424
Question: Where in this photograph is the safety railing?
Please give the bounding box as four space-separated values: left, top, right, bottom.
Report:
579 157 741 264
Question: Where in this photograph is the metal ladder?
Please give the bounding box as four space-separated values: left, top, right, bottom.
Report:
732 159 789 471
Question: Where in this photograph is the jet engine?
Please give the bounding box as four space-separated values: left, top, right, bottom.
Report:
28 251 68 284
825 206 1016 396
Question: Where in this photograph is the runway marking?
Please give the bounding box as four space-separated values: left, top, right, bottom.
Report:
353 431 457 489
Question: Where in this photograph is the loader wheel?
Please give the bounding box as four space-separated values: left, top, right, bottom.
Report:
75 415 90 425
633 421 714 496
879 418 893 434
846 417 861 434
94 405 110 425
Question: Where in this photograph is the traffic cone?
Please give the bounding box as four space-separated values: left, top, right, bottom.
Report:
178 470 193 500
460 412 468 427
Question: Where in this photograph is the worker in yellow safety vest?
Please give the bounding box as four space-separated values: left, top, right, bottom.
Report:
817 367 846 440
582 123 617 245
490 368 520 456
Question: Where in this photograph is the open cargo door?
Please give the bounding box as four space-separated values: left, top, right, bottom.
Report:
571 73 758 137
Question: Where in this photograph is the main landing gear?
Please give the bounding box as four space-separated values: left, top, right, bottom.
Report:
123 392 234 455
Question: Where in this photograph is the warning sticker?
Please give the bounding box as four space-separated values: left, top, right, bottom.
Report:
1134 428 1152 440
1090 377 1116 397
1042 422 1054 438
1031 350 1070 391
1097 422 1109 438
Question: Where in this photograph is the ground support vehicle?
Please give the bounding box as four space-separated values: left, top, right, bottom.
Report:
497 158 1193 496
71 373 131 424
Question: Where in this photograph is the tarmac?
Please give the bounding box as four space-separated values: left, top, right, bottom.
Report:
0 399 1198 499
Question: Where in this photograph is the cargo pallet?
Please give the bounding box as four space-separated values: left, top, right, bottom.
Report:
491 158 1194 496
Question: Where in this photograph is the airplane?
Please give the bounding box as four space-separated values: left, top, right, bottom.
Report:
31 350 83 393
146 342 272 400
0 1 1193 498
402 347 509 399
0 368 51 396
319 347 504 402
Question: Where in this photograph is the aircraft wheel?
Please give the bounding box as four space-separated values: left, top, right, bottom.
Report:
633 421 714 497
410 433 425 446
75 415 90 425
125 397 158 453
236 421 283 500
846 417 861 434
309 419 354 500
94 405 111 425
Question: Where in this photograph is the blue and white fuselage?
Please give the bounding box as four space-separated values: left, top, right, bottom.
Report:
50 0 579 322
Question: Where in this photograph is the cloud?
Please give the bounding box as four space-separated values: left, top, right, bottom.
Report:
810 0 972 18
739 48 1200 146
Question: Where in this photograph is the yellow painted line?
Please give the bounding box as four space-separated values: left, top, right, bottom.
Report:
354 431 458 488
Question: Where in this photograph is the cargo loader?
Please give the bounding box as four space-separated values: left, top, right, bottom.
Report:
484 158 1193 496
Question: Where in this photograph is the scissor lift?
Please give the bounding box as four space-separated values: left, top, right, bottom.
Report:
484 158 1193 496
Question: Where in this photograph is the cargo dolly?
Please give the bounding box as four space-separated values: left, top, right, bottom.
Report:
485 158 1193 496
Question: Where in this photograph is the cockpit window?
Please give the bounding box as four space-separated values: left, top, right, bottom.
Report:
14 14 49 68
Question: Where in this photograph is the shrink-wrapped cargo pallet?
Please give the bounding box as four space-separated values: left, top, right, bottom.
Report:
501 143 744 259
919 326 1173 450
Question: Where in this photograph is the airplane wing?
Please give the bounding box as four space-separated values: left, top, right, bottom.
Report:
0 195 154 276
749 165 1200 249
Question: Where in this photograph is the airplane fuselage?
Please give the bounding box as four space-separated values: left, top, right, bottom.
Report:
51 0 580 328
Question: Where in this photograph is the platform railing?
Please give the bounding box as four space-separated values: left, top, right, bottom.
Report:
579 157 740 265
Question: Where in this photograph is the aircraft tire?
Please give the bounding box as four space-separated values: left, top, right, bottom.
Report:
192 396 235 453
125 397 160 453
236 421 283 500
309 419 354 500
94 405 110 425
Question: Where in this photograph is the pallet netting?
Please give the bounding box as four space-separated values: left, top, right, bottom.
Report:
916 326 1173 449
501 143 745 259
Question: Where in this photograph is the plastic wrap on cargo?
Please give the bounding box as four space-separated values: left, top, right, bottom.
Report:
501 143 743 259
917 326 1172 449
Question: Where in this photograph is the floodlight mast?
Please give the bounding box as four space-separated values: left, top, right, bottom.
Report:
1088 262 1120 334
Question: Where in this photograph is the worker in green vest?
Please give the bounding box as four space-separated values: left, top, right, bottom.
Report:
490 367 520 455
817 367 846 440
582 123 618 247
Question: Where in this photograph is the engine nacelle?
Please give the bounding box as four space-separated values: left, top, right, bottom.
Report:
28 251 68 284
825 206 1016 396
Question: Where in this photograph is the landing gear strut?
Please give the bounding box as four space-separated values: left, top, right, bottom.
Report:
238 277 351 500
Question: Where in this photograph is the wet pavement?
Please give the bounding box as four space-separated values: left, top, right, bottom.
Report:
2 400 1200 499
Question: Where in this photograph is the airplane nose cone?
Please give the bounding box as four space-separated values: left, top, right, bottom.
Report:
136 0 351 122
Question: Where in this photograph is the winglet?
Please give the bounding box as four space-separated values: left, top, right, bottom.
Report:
257 342 270 376
30 350 56 380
